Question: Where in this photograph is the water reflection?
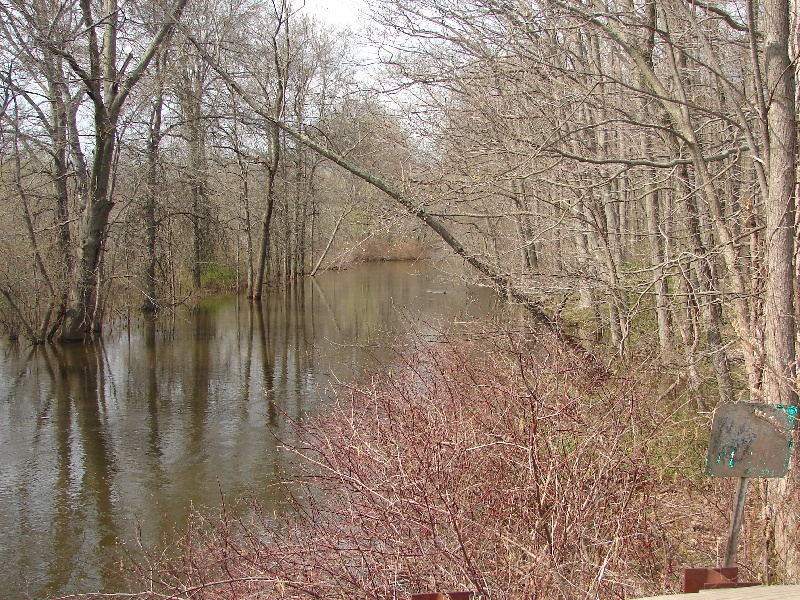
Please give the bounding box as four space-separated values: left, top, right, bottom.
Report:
0 261 497 598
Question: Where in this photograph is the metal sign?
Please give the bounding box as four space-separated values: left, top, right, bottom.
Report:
705 402 795 478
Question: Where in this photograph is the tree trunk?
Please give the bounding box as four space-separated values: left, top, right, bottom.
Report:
254 126 280 299
240 159 255 294
179 71 208 291
644 182 671 356
763 0 797 408
60 118 117 341
640 1 671 357
663 107 734 402
675 263 705 411
59 0 189 341
512 178 538 271
47 58 74 285
143 87 163 313
762 0 798 581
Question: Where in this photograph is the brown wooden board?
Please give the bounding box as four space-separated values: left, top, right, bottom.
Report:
705 403 795 478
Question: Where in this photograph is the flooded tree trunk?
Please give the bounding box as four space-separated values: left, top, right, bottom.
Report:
59 0 189 341
254 122 280 299
252 0 288 299
143 75 164 313
60 123 117 341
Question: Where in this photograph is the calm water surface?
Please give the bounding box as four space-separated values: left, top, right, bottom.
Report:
0 261 497 599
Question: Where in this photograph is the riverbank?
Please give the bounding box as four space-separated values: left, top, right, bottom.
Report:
114 321 786 599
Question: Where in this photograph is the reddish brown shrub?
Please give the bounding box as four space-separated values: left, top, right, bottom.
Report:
131 325 737 599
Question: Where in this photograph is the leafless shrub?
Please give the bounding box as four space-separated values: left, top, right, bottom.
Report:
127 324 767 599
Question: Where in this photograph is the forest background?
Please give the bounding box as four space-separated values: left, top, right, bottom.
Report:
3 0 800 596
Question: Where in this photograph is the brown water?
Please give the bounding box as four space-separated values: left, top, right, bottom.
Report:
0 261 497 599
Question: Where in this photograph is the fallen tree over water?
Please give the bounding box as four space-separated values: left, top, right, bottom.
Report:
185 32 602 373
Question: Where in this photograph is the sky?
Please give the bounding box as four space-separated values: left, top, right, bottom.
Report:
299 0 366 28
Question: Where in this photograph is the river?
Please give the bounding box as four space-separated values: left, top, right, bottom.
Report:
0 261 498 599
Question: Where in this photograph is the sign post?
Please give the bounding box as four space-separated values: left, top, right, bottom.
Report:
705 402 796 566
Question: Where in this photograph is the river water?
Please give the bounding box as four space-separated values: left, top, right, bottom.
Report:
0 261 497 599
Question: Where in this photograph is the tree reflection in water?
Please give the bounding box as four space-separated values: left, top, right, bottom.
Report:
0 261 498 598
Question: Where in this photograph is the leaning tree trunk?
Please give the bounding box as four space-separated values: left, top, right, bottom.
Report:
192 35 605 371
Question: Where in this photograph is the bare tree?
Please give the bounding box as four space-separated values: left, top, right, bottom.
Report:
41 0 191 340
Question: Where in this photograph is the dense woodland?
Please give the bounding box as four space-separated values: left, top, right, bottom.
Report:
2 0 798 404
3 0 800 595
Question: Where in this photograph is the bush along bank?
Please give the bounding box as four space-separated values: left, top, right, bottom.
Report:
130 322 787 599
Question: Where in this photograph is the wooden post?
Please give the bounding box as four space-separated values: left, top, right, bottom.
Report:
723 476 750 567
